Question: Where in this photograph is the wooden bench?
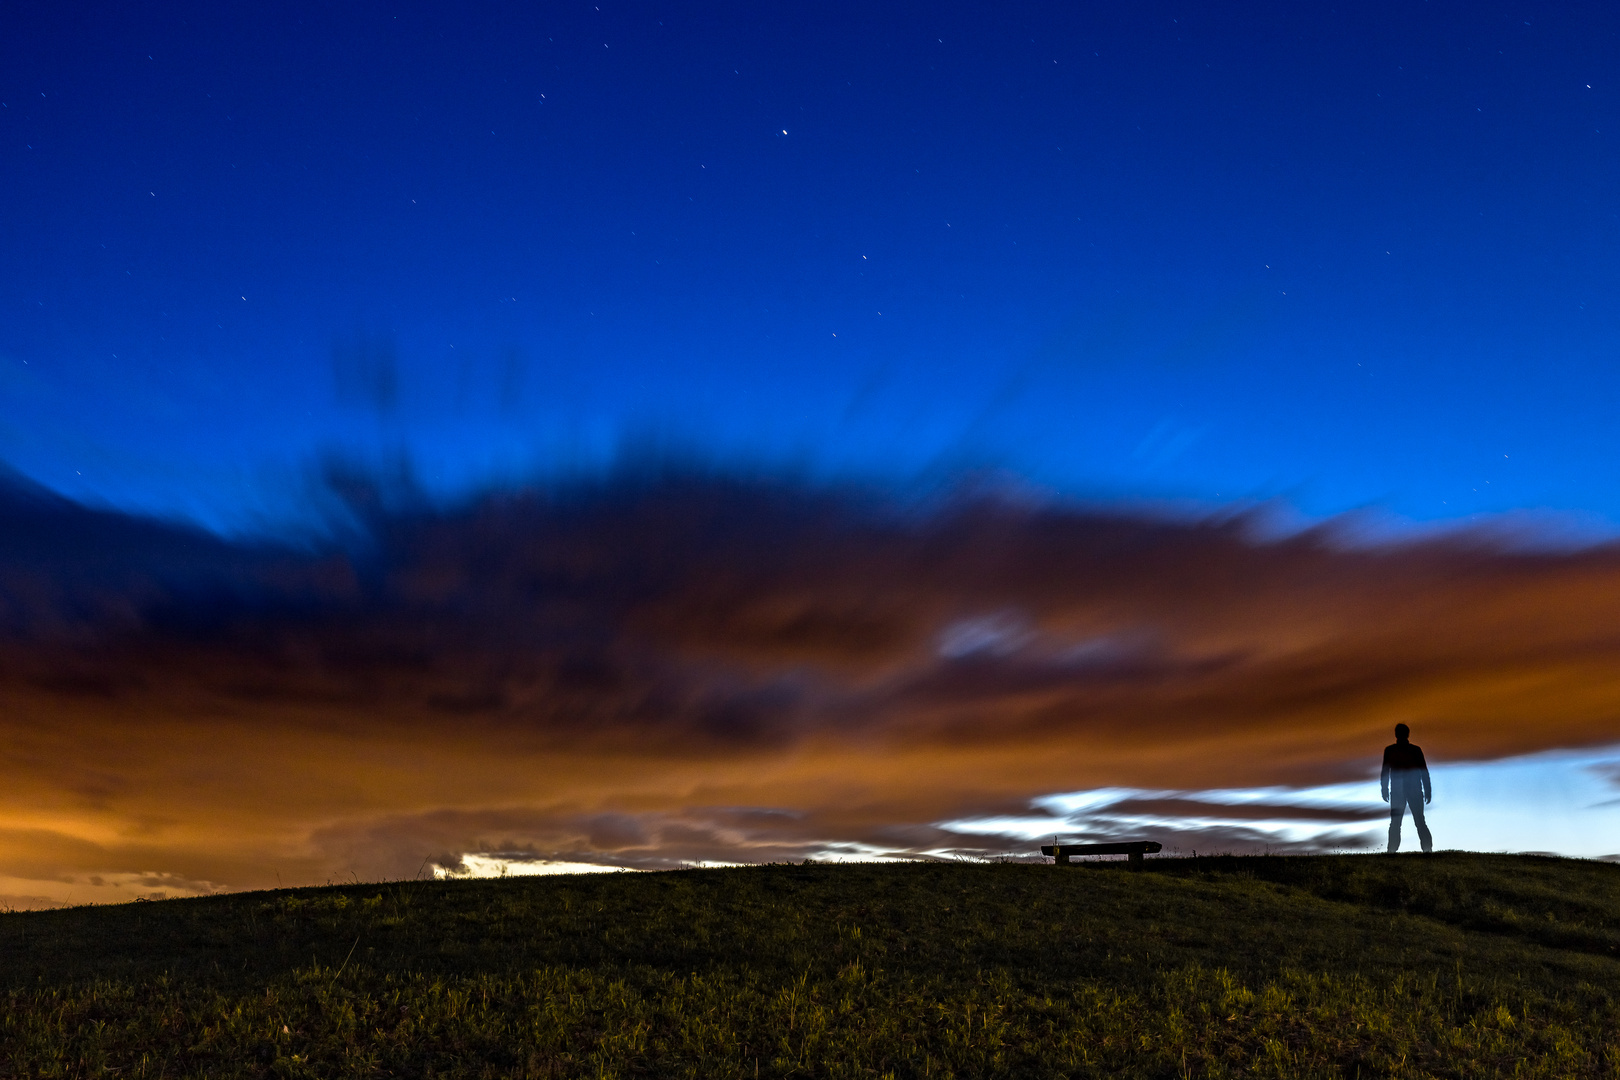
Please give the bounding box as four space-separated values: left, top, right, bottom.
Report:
1041 841 1162 868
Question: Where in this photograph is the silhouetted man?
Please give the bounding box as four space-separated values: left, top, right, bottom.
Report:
1381 723 1432 853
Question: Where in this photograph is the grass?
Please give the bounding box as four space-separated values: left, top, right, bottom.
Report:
3 853 1620 1077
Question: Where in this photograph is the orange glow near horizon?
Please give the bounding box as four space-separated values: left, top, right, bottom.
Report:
4 475 1620 907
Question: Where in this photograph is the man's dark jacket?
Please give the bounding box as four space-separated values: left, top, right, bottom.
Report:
1381 741 1431 802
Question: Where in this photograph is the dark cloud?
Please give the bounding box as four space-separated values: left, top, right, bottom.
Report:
1097 798 1385 824
3 464 1620 903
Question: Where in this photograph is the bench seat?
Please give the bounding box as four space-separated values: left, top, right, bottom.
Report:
1040 841 1162 866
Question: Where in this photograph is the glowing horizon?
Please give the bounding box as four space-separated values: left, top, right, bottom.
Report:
2 471 1619 908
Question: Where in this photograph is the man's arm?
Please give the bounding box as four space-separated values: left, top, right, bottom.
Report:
1420 765 1432 804
1380 758 1390 802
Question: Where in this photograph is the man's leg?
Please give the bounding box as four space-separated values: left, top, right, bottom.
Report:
1408 791 1433 853
1387 788 1404 852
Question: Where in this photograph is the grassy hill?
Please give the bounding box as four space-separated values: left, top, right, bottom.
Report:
3 853 1619 1078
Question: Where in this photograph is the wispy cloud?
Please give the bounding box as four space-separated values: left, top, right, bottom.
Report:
4 463 1620 903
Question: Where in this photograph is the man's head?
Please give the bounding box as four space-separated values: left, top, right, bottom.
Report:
1394 723 1410 742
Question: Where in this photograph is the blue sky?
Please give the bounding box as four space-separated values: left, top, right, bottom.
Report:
4 1 1618 531
4 2 1620 899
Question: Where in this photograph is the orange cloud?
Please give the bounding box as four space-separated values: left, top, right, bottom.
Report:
2 468 1619 905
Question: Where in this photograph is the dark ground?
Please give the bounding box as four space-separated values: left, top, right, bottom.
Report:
3 853 1619 1077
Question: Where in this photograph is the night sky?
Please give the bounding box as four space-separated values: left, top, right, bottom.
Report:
6 1 1618 527
3 2 1620 905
